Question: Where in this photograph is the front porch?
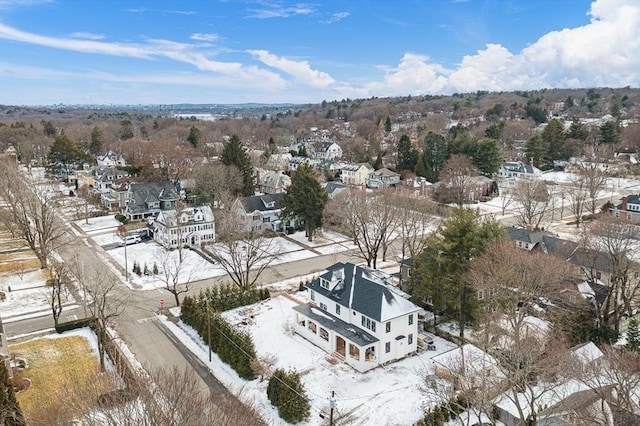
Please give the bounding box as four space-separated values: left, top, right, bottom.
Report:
293 304 379 372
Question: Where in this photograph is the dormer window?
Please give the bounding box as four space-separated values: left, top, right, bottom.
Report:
319 279 329 290
265 201 275 208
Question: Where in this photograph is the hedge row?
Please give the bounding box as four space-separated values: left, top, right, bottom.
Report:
181 295 257 380
192 283 269 313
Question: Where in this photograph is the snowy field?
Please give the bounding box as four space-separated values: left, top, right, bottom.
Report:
167 295 457 426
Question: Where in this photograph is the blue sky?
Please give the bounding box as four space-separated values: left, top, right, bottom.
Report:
0 0 638 105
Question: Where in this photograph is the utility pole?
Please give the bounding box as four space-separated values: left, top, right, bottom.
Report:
207 305 212 362
329 390 335 426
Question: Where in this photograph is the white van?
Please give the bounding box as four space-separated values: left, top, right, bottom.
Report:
119 235 142 246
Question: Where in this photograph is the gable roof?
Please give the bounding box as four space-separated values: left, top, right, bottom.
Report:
156 205 214 228
307 262 421 322
324 181 348 195
241 192 285 213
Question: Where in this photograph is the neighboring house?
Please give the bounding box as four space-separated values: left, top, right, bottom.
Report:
1 146 18 163
341 163 374 186
314 142 343 161
399 258 413 291
431 344 504 392
289 156 322 171
367 167 401 188
496 161 541 188
611 194 640 222
153 205 215 249
122 181 179 221
293 262 422 372
235 192 294 233
76 166 130 193
257 169 291 194
265 153 292 171
324 181 349 199
96 150 127 167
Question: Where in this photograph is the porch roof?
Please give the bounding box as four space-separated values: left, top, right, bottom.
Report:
293 304 379 347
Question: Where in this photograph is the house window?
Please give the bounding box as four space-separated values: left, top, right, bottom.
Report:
385 342 391 353
263 217 270 223
309 322 317 333
408 314 414 326
361 316 376 332
596 271 602 280
336 304 341 315
319 328 329 341
477 290 485 300
320 279 329 290
310 291 315 301
319 302 327 311
386 322 391 333
408 333 413 345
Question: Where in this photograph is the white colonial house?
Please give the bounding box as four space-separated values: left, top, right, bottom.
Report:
340 163 374 186
611 193 640 222
496 161 541 188
153 205 215 249
367 167 401 188
314 142 343 161
96 150 127 167
293 262 422 372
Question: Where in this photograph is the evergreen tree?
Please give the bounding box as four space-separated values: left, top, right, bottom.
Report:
524 135 545 166
187 126 201 148
385 116 392 132
484 122 505 140
599 121 621 144
267 369 311 424
221 135 254 196
0 360 26 426
41 119 57 137
47 134 89 167
472 138 502 177
419 132 448 182
567 118 588 141
627 317 640 352
396 134 418 172
410 208 505 339
541 118 566 162
89 126 103 155
153 262 159 275
281 164 328 242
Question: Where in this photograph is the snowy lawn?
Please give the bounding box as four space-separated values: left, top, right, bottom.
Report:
90 232 122 247
108 242 221 290
74 215 121 234
169 295 458 426
288 229 352 248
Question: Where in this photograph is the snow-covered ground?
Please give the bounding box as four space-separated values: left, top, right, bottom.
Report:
0 269 77 320
166 295 457 426
107 242 219 290
74 215 122 234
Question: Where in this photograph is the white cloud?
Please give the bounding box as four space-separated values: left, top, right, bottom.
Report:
246 3 315 19
248 49 336 88
322 12 349 24
0 0 52 10
190 33 219 43
69 32 105 40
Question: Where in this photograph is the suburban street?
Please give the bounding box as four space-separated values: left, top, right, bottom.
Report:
4 177 639 423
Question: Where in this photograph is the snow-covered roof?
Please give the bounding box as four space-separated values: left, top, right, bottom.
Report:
570 341 604 364
431 343 499 376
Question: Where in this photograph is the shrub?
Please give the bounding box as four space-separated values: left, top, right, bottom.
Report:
152 262 159 275
267 369 310 424
0 291 5 301
115 214 128 224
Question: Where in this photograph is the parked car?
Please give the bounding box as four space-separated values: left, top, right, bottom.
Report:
119 235 142 246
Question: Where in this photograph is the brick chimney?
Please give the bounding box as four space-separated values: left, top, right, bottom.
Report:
622 196 628 212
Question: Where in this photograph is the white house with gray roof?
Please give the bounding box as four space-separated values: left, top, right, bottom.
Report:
293 262 422 372
153 205 215 249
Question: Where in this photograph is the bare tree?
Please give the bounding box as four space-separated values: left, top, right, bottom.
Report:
0 160 68 268
580 217 640 335
205 201 279 291
327 189 392 268
192 163 243 205
46 260 71 327
512 179 551 230
569 174 589 227
434 155 482 207
154 249 196 307
394 195 437 260
499 186 514 216
570 346 640 425
86 269 127 371
578 167 608 218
